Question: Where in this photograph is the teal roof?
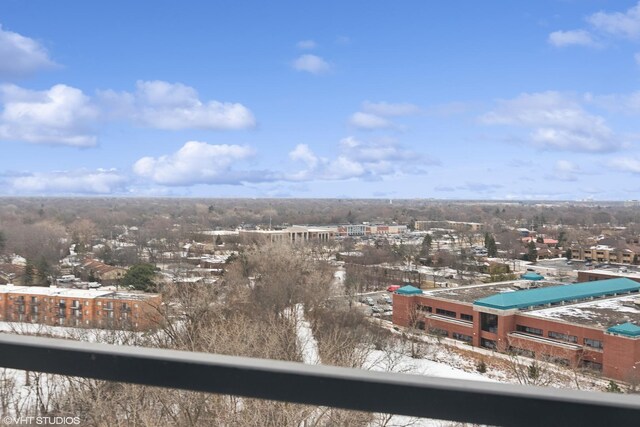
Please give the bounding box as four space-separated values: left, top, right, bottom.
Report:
474 278 640 311
396 285 423 295
607 322 640 337
520 272 544 281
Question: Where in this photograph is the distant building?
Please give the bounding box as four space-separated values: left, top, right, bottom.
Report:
0 264 26 286
415 221 485 232
239 225 336 243
571 244 638 265
393 278 640 381
80 259 128 284
337 224 407 236
0 284 161 330
577 269 640 283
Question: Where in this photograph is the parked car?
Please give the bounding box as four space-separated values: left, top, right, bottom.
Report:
365 297 375 306
371 306 383 314
383 295 392 304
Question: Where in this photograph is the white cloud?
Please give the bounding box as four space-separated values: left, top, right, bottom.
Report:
609 157 640 173
292 54 331 74
349 101 420 130
480 91 620 152
361 101 421 116
133 141 265 186
0 24 56 78
99 80 256 130
0 84 98 146
289 144 319 168
296 40 317 50
288 137 434 181
587 2 640 40
548 30 595 47
9 169 128 194
348 112 393 130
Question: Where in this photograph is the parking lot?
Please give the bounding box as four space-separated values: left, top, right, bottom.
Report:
355 290 393 317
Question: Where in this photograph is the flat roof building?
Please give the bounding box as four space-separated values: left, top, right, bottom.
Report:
0 284 161 330
393 278 640 382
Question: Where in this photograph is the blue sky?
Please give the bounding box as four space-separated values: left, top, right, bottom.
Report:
2 0 640 199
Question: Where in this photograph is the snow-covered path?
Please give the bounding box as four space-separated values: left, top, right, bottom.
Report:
295 304 320 364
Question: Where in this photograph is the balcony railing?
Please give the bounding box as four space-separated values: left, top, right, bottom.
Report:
0 333 638 426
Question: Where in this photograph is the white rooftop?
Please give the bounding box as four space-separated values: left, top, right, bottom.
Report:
526 294 640 329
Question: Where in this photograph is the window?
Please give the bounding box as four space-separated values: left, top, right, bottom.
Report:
544 355 570 367
460 313 473 322
481 338 496 349
429 327 448 337
418 305 432 313
509 346 535 358
436 308 456 318
548 331 578 343
452 332 472 343
584 338 603 350
480 313 498 333
581 360 603 371
516 325 543 336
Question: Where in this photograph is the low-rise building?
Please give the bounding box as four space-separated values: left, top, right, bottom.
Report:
0 285 161 330
239 225 336 243
80 259 128 284
571 245 637 265
393 278 640 381
415 221 485 232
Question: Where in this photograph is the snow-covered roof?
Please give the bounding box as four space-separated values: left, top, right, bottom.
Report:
525 294 640 330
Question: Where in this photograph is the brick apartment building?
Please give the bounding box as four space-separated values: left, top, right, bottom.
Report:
0 284 162 330
393 278 640 382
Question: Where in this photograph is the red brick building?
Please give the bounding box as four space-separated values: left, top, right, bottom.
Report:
0 284 162 330
393 278 640 382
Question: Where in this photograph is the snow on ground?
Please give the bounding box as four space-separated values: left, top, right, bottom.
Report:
295 304 320 364
365 347 497 382
0 321 145 345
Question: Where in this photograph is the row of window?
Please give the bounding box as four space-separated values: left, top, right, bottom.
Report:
452 332 472 343
5 297 137 309
548 331 578 343
516 324 604 349
418 305 473 322
584 338 604 349
516 325 542 336
429 327 448 337
436 308 456 318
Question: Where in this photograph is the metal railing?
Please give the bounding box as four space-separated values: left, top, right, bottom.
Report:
0 333 639 426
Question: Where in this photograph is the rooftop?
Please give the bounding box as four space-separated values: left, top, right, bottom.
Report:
422 280 560 305
474 278 640 311
0 285 158 300
582 268 640 280
525 294 640 330
607 322 640 338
